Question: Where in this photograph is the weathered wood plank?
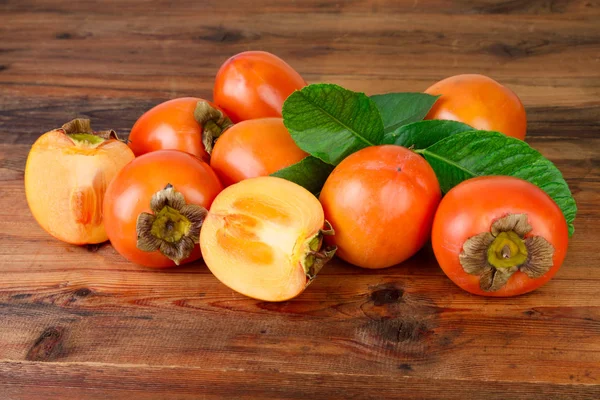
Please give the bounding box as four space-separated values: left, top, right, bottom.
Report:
1 362 598 400
1 0 599 398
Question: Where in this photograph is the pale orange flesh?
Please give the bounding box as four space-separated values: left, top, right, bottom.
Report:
200 176 325 302
24 129 135 244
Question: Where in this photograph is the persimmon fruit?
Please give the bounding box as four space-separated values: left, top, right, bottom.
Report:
200 176 336 301
209 118 308 187
213 51 307 123
425 74 527 140
25 119 135 245
103 150 223 267
128 97 232 161
319 145 441 269
432 176 569 296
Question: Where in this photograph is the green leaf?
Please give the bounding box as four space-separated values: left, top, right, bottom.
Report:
271 156 334 195
370 92 439 133
282 84 384 165
381 120 474 148
416 131 577 236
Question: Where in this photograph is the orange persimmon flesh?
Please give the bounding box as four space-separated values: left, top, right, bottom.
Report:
25 129 134 244
200 176 325 302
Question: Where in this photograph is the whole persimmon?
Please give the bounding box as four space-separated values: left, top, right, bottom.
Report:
425 74 527 140
200 176 336 302
432 176 569 297
103 150 223 267
319 145 441 269
25 119 134 245
209 118 308 187
213 51 307 123
128 97 232 161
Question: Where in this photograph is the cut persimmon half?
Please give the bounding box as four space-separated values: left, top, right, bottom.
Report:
25 119 134 245
200 176 336 302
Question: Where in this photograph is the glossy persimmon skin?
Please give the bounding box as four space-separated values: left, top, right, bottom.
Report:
425 74 527 140
319 145 441 269
213 51 307 123
210 118 308 187
103 150 222 268
128 97 219 162
431 176 569 297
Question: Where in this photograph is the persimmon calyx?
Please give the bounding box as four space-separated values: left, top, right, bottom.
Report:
460 213 555 292
302 220 337 281
60 118 120 148
320 220 335 236
194 101 234 155
136 184 207 265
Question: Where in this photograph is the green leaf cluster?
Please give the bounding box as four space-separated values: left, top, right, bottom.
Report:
271 83 576 236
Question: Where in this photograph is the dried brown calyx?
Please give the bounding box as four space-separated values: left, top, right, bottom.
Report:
460 213 555 292
136 184 207 265
194 100 234 155
61 118 120 147
302 221 337 281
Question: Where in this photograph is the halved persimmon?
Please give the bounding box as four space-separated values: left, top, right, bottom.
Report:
25 119 135 245
200 176 336 302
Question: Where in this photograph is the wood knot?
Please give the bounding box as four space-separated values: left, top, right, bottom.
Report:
367 317 431 343
370 286 403 306
26 327 66 361
398 363 413 371
55 32 72 40
74 288 92 297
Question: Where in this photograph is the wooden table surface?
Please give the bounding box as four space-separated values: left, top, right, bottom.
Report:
1 1 599 399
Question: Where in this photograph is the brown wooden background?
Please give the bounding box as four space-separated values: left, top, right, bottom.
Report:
1 1 599 399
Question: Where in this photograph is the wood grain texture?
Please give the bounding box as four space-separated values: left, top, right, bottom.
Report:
1 0 599 399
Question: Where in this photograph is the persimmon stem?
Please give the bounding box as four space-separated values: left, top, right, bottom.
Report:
501 245 511 259
487 231 528 269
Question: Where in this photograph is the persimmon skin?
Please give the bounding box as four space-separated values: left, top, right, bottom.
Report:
213 51 307 123
210 118 308 187
200 176 325 302
103 150 222 268
25 129 134 245
425 74 527 140
319 145 441 269
432 176 569 297
128 97 219 161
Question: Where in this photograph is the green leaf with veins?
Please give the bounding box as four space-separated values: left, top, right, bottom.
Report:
282 84 384 165
370 92 439 133
382 119 474 148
